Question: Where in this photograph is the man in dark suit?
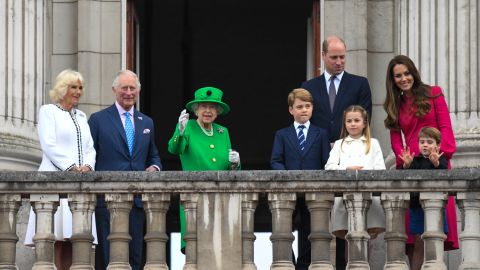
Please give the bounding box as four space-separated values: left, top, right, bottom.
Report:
300 36 372 270
88 70 162 270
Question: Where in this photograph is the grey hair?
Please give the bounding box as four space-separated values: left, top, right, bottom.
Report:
192 103 223 115
112 70 141 90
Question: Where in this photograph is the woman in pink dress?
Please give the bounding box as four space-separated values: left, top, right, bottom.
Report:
383 55 458 269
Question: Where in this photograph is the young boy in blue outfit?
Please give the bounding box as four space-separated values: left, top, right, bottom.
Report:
271 88 330 170
270 88 330 269
399 126 448 270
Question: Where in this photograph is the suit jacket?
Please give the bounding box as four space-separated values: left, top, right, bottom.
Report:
88 104 162 172
301 71 372 142
271 124 330 170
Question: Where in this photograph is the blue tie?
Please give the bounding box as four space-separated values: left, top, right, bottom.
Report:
124 112 134 156
298 125 306 151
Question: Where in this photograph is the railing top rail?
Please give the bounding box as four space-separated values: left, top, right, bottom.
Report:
0 169 479 194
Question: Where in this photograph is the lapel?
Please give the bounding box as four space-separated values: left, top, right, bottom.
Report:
302 125 318 157
133 110 144 156
333 71 350 115
286 125 303 156
318 74 333 116
107 104 129 150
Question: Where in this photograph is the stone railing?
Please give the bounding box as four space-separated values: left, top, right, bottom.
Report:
1 170 480 270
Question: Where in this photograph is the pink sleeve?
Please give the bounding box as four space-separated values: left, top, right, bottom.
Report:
390 129 404 169
431 87 456 160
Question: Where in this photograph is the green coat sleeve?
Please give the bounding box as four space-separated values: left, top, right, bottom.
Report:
167 123 189 155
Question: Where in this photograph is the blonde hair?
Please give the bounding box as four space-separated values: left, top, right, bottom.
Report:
288 88 313 107
339 105 372 154
49 69 84 103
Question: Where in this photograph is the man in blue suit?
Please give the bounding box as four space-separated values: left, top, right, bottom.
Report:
300 36 372 270
89 70 162 270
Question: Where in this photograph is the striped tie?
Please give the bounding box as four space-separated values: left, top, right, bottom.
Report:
124 112 134 156
298 125 306 151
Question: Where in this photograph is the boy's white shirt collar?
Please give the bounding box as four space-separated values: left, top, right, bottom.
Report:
344 135 366 142
294 121 310 130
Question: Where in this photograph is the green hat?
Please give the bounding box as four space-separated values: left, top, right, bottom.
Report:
186 87 231 115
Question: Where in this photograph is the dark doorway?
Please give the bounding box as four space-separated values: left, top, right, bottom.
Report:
134 0 312 170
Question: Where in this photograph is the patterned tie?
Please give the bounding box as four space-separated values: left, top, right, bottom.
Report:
329 75 336 112
298 125 306 151
124 112 134 156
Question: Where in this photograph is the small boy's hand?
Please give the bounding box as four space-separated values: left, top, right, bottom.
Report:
346 166 363 170
429 147 444 167
399 146 414 168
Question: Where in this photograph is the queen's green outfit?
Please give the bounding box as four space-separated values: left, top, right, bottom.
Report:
168 86 239 251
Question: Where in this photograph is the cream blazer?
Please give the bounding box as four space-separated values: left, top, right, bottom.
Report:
325 135 385 170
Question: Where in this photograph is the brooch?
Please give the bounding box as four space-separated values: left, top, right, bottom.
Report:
217 127 224 134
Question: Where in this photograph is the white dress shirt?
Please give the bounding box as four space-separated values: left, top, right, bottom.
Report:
324 70 344 95
294 120 310 140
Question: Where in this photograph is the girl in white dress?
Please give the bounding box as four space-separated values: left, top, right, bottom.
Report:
325 105 386 242
25 69 97 270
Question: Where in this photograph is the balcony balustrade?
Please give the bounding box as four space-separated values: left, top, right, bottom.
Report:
0 170 479 270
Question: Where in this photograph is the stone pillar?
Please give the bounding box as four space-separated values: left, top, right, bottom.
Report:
69 194 96 270
105 194 133 270
180 194 199 270
0 194 21 270
457 192 480 270
0 0 43 170
241 193 258 270
395 0 480 168
31 194 59 270
142 193 170 270
381 192 409 270
343 192 371 270
268 193 296 270
305 193 334 270
420 192 447 270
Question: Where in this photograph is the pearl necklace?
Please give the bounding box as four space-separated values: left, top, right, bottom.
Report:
197 121 213 136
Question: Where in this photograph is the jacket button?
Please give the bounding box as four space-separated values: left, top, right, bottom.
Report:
210 144 215 149
212 158 216 162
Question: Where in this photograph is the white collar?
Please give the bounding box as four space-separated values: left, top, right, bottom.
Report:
324 70 344 82
115 101 134 117
344 135 366 142
294 121 310 130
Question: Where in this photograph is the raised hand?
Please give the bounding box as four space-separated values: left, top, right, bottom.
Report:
429 146 444 167
178 109 189 135
399 146 414 168
229 149 240 169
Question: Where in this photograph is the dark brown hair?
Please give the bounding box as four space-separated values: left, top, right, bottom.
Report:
383 55 441 130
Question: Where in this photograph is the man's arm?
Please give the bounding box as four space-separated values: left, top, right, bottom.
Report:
358 77 373 122
146 122 162 171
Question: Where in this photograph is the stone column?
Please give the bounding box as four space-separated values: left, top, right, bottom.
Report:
457 192 480 270
69 194 96 270
180 194 199 270
381 192 409 270
142 193 170 270
0 194 21 269
0 0 43 170
31 194 59 270
268 193 296 270
105 194 133 270
241 193 258 270
420 192 447 270
343 192 371 270
305 193 334 270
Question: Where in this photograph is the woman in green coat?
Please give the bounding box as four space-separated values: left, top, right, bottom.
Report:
168 86 240 251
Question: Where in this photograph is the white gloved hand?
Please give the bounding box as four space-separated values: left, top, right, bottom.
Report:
178 109 189 135
229 149 240 167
